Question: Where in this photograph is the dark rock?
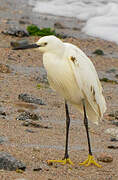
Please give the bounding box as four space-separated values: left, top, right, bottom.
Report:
112 120 118 126
2 27 29 37
19 20 30 25
54 22 65 29
25 129 36 133
108 113 115 117
22 120 49 129
110 137 118 142
115 74 118 79
97 153 113 163
0 136 8 144
0 152 26 171
18 93 45 105
0 107 6 116
108 111 118 119
108 145 118 149
93 49 104 55
16 111 41 121
33 167 42 171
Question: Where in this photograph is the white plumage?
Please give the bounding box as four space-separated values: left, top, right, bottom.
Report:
36 35 106 124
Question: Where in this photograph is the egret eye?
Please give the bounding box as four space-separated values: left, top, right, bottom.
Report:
44 42 48 46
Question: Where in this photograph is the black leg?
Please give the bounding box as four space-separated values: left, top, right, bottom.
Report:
64 100 70 159
82 100 92 155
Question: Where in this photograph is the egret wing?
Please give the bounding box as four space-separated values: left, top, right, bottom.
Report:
65 43 106 120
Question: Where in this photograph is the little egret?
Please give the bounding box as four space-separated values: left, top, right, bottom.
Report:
14 35 106 167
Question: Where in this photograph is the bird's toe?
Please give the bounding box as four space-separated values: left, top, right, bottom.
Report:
47 158 74 165
79 154 102 168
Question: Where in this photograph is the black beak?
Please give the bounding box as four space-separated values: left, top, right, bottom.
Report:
11 40 40 50
12 43 40 50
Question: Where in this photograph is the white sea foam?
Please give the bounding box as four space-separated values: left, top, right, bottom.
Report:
29 0 118 44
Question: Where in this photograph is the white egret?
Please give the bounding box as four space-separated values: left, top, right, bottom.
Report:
14 35 106 167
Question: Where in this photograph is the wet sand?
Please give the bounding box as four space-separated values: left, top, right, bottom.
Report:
0 0 118 180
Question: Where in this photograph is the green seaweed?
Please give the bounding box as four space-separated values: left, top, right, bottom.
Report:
27 25 57 36
93 49 104 55
100 78 118 84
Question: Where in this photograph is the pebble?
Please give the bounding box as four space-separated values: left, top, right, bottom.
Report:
0 152 26 171
2 27 29 37
97 153 113 163
16 111 41 121
93 49 104 55
0 107 6 116
112 120 118 126
108 111 118 120
0 63 11 73
22 120 49 129
54 22 65 29
110 137 118 142
25 129 36 133
18 93 45 105
33 167 42 171
108 145 118 149
105 128 118 138
0 136 8 144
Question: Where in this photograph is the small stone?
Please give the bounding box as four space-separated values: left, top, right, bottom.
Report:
0 136 8 144
105 128 118 138
19 20 30 24
93 49 104 55
22 120 49 129
110 137 118 142
112 120 118 126
108 113 115 117
33 147 40 152
0 152 26 171
16 111 41 121
97 153 113 163
33 167 42 171
0 64 11 73
54 22 65 29
2 27 29 37
115 74 118 79
108 145 118 149
25 129 35 133
18 93 45 105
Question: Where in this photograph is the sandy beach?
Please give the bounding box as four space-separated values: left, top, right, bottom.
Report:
0 0 118 180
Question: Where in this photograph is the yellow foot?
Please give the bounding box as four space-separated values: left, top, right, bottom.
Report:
79 155 102 168
47 158 74 165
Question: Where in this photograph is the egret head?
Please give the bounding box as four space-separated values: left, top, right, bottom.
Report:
13 35 64 53
36 35 64 53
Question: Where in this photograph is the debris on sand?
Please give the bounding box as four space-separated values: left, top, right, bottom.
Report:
18 93 45 105
16 111 41 121
97 153 113 163
0 152 26 171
